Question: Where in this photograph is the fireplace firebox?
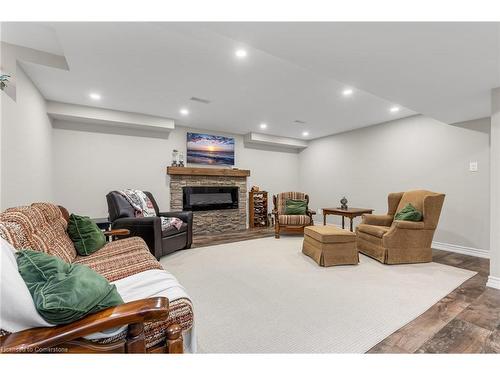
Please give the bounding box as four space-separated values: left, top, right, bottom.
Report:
183 186 239 211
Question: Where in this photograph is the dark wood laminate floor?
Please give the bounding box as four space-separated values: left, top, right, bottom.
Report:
192 228 500 354
192 227 275 248
369 249 499 354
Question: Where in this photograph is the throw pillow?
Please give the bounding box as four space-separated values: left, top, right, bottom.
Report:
16 249 124 325
0 238 53 333
395 203 423 221
67 214 106 256
284 199 307 215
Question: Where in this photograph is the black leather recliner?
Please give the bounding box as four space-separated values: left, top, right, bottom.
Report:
106 191 193 259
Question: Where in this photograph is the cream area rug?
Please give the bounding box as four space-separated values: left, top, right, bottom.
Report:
160 236 475 353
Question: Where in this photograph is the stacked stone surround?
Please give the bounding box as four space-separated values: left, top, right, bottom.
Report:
169 175 247 235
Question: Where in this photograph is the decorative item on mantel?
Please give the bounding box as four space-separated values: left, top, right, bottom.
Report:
178 151 185 167
0 74 10 91
340 196 348 210
251 185 260 192
171 149 179 167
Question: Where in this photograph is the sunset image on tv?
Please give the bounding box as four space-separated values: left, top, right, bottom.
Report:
186 132 235 166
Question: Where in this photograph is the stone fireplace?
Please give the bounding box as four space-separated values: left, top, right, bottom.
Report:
168 167 250 235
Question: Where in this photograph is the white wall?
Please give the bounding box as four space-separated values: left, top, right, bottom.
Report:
488 88 500 288
1 66 53 209
452 117 491 135
52 124 300 218
0 67 492 255
298 115 490 252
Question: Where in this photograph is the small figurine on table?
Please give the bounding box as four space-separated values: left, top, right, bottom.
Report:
340 196 348 210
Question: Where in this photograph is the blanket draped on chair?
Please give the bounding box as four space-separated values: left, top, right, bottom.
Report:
118 189 183 231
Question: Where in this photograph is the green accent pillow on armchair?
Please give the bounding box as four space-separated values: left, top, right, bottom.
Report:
16 250 123 325
284 199 307 215
395 203 423 222
67 214 106 256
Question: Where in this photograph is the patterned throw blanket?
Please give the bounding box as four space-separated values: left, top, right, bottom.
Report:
118 189 183 231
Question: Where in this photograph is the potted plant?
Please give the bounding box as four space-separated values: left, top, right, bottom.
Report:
0 74 10 91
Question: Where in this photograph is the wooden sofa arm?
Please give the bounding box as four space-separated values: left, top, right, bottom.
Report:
103 228 131 238
0 297 169 353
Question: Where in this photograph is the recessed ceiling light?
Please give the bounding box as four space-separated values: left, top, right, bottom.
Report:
342 88 354 97
390 106 400 113
260 123 267 129
180 108 189 116
89 93 101 100
302 131 309 137
235 49 248 58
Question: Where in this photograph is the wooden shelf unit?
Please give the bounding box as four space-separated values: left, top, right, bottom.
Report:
249 191 269 228
167 166 250 177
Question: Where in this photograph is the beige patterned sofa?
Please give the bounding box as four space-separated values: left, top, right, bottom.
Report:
0 202 194 353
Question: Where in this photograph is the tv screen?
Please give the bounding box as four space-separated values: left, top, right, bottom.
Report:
186 132 235 166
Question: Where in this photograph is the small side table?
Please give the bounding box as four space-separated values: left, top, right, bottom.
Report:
92 217 111 231
322 207 374 232
104 228 131 241
92 218 130 241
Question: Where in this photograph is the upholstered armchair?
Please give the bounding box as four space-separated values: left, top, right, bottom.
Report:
272 192 315 239
356 190 445 264
106 191 193 259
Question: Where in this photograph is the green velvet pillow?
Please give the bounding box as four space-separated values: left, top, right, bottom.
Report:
67 214 106 256
284 199 307 215
16 250 123 325
394 203 423 222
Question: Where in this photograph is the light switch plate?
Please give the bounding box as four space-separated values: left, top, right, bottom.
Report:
469 161 478 172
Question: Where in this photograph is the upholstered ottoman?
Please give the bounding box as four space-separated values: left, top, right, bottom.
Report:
302 226 358 266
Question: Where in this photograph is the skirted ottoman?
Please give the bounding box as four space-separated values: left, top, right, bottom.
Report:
302 226 358 266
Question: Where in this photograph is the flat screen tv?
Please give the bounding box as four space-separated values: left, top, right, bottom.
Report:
186 132 235 166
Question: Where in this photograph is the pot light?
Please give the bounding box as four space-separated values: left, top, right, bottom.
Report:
260 123 267 129
390 106 400 113
302 131 309 137
342 88 354 97
180 108 189 116
235 49 248 58
89 93 101 100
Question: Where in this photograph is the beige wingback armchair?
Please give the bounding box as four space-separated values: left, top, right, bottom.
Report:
273 192 315 239
356 190 445 264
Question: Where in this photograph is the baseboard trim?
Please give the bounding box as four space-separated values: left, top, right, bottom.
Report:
322 222 490 259
486 276 500 290
432 241 489 259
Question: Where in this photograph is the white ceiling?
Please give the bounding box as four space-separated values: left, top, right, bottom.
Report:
201 22 500 124
2 22 499 139
2 22 63 55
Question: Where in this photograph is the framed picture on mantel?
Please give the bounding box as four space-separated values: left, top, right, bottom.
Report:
186 132 235 166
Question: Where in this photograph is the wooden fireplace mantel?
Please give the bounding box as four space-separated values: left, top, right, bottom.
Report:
166 166 250 177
